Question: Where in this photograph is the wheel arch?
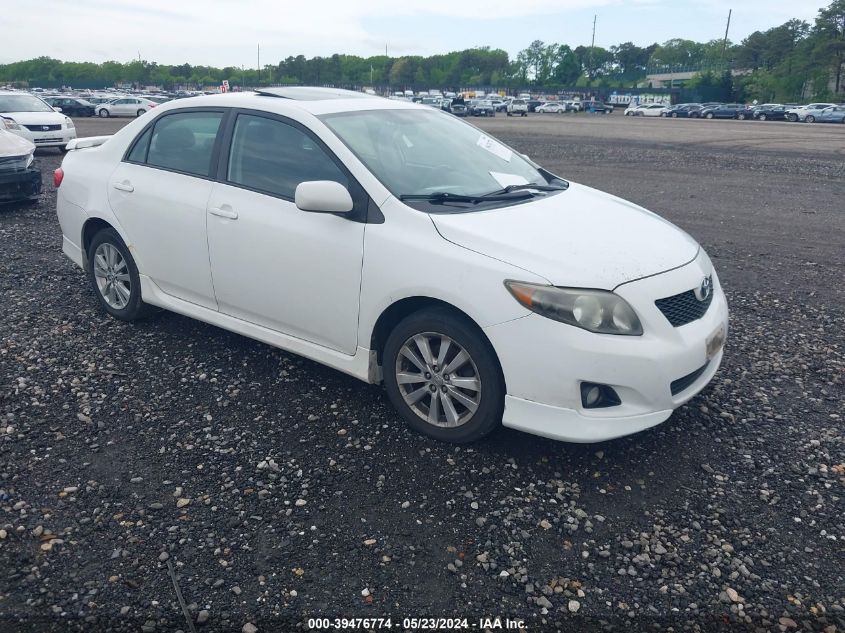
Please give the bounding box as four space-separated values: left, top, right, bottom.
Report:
80 217 117 270
368 296 505 387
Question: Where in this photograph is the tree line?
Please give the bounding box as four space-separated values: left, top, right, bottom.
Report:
1 0 842 102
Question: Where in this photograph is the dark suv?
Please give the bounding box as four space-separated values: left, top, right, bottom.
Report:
699 103 744 119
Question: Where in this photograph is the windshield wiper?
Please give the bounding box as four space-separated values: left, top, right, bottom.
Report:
399 190 534 203
494 183 569 194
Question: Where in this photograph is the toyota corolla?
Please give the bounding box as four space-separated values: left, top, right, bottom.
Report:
55 88 728 444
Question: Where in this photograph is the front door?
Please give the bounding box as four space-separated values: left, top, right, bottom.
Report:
206 111 365 354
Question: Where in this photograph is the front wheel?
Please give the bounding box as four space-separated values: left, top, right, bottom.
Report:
671 112 678 118
759 114 767 121
705 112 714 119
383 308 504 443
786 114 797 122
737 113 746 120
136 109 145 117
87 228 153 321
805 115 815 123
98 109 109 118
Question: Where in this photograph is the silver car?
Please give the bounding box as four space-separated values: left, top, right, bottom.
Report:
785 103 836 122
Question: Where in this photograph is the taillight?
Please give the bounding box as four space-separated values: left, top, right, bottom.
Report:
53 168 64 188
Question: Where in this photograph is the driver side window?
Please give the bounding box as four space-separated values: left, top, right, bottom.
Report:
226 114 347 199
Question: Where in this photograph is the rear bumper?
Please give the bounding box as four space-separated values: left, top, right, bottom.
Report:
0 165 42 203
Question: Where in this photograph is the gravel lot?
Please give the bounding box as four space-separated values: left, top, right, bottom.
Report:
1 114 843 633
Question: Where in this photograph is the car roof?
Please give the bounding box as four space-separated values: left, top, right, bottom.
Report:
152 88 416 117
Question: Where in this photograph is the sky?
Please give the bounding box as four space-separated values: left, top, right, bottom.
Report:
0 0 833 67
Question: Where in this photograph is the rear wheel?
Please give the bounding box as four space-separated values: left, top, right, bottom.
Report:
383 308 504 443
671 112 678 118
87 228 153 322
786 113 798 122
136 109 145 117
759 114 767 121
705 112 714 119
806 115 815 123
737 113 746 120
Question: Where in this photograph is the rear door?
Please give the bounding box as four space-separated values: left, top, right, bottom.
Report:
107 108 227 309
205 110 366 354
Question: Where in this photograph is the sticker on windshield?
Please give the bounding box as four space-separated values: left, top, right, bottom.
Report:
477 134 512 162
489 172 529 188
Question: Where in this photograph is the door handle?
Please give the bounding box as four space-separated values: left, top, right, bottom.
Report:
112 181 134 192
208 206 238 220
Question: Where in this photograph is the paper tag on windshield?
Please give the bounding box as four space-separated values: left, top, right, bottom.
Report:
489 171 529 188
477 134 512 162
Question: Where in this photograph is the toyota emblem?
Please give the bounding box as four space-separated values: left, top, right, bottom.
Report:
695 276 713 302
42 125 50 131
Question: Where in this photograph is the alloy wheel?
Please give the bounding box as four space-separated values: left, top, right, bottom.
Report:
93 243 131 309
395 332 482 428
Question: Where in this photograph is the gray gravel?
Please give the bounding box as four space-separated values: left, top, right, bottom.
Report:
0 116 843 632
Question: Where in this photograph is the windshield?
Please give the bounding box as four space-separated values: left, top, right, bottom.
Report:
321 108 548 201
0 94 55 113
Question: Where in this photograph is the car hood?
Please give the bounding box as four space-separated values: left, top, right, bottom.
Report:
2 110 66 125
430 182 699 289
0 129 35 158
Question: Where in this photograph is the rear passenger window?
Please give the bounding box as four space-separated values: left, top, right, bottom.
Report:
146 111 223 177
226 113 347 199
127 127 152 163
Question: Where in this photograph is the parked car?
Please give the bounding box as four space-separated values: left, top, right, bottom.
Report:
663 104 702 118
95 97 157 118
469 100 496 117
784 103 836 122
449 100 468 117
526 100 544 112
624 104 645 116
506 99 528 117
43 96 96 118
536 102 567 114
699 103 744 119
0 91 77 151
635 104 668 117
584 102 612 114
563 101 582 112
491 99 508 112
751 105 788 121
55 87 727 445
815 105 845 123
0 129 41 204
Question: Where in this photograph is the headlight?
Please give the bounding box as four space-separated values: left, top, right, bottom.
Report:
1 117 21 131
65 117 75 128
25 153 34 168
505 281 643 335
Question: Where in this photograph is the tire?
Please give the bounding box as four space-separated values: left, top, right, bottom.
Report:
98 109 109 118
737 113 746 120
521 112 526 117
136 109 145 117
786 114 797 122
86 228 153 322
506 112 512 116
805 115 815 123
759 114 767 121
705 112 714 119
382 308 504 443
672 112 678 118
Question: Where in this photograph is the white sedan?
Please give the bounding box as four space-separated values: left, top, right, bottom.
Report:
0 91 77 150
95 97 158 118
636 104 669 117
535 102 567 114
55 88 728 444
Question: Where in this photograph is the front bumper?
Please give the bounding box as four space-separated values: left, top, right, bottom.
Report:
0 164 42 203
484 250 729 443
12 126 77 149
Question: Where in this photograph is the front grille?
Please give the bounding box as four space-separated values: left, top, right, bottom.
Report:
24 124 61 132
670 361 710 396
655 287 713 327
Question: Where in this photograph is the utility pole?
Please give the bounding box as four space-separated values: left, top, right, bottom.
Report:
721 10 732 69
588 15 597 81
257 44 261 86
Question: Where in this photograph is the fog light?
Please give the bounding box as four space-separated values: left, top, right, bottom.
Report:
580 382 621 409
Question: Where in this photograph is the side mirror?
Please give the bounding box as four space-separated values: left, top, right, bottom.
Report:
295 181 353 214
